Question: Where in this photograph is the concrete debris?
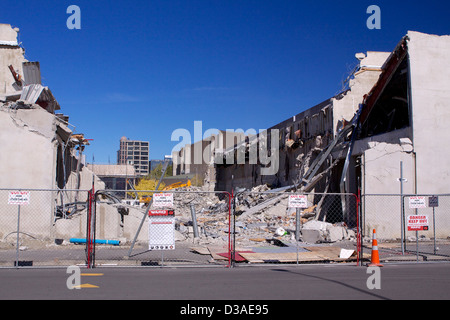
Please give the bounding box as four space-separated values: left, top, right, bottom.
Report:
27 179 358 264
160 183 358 263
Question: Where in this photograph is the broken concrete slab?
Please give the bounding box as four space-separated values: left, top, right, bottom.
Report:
238 251 329 263
237 193 287 219
327 225 347 242
301 220 331 243
301 229 323 244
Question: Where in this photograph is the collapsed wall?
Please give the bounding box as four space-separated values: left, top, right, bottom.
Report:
0 103 58 242
0 24 106 244
213 51 389 195
356 31 450 239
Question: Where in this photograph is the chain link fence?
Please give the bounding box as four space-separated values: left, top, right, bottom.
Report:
361 194 450 262
0 188 233 268
3 187 450 268
0 189 91 268
230 190 360 265
0 188 362 267
93 189 232 267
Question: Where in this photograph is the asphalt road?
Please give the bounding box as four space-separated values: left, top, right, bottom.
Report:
0 262 449 305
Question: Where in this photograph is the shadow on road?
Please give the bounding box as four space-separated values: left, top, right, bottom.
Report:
270 268 390 300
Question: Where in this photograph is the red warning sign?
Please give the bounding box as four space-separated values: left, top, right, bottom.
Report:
407 215 429 231
148 210 174 216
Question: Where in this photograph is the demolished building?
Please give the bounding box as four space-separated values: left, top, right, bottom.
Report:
0 23 101 191
213 49 393 195
0 24 107 242
2 24 449 264
173 31 450 240
172 130 248 191
353 31 450 238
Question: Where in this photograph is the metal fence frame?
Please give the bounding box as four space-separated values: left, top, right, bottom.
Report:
360 193 450 263
115 189 233 268
402 194 450 256
3 187 450 268
0 188 92 268
230 190 361 266
0 188 234 268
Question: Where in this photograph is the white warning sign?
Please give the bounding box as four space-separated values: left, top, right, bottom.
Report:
153 193 174 208
289 195 308 208
8 191 30 205
148 214 175 250
408 196 427 209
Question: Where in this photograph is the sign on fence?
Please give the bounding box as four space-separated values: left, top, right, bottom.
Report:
288 195 308 208
8 191 30 205
428 196 439 208
407 215 429 231
153 193 174 208
408 196 427 209
148 209 175 250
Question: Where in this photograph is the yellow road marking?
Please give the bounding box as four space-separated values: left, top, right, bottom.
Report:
74 283 99 289
75 273 103 288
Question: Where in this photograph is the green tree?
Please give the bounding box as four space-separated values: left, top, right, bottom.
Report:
128 178 165 199
166 164 173 177
135 178 165 193
148 163 172 180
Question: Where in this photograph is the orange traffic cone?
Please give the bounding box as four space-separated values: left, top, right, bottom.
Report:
368 229 383 267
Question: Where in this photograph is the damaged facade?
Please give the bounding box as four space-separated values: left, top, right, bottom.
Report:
173 51 390 195
354 31 450 238
173 31 450 240
0 23 102 192
213 49 391 195
172 130 247 190
0 24 105 241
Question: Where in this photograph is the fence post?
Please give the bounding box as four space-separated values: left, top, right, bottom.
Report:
229 190 237 268
225 192 233 268
296 207 301 265
400 161 405 255
190 204 199 238
433 202 436 255
85 189 97 268
357 191 362 266
15 204 21 268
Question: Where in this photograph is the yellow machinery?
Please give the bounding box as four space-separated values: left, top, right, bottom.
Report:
139 195 152 204
138 180 191 204
162 180 191 191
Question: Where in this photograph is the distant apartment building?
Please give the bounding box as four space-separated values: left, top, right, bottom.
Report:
117 136 150 176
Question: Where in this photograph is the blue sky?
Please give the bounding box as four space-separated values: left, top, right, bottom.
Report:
2 1 449 164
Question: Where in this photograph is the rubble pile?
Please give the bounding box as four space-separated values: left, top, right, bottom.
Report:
49 183 358 263
170 186 231 244
167 184 358 263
